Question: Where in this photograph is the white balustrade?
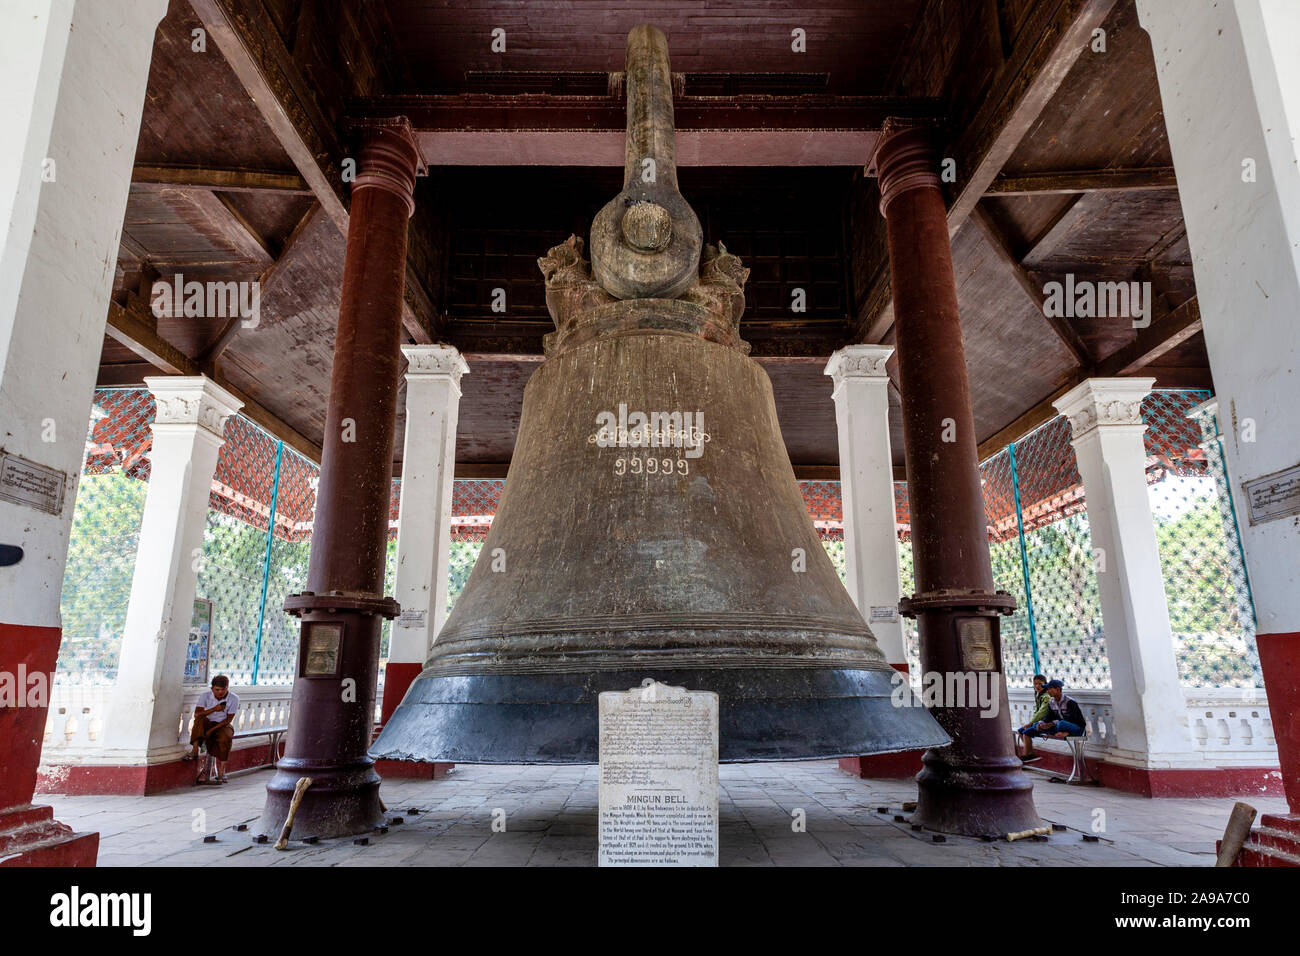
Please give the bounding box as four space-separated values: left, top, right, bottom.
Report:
1007 686 1278 766
42 682 293 764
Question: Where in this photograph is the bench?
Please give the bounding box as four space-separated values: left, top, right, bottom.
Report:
1012 728 1098 786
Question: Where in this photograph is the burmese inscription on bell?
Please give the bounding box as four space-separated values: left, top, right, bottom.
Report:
598 681 718 866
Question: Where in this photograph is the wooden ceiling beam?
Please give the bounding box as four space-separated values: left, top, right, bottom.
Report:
969 203 1091 365
859 0 1119 345
200 201 323 367
131 164 311 194
986 166 1177 195
974 295 1204 460
104 299 322 462
186 188 274 269
945 0 1121 231
188 0 434 346
1096 296 1202 377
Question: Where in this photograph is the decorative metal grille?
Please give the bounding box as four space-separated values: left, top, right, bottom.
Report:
1145 391 1260 688
1010 417 1107 689
56 389 155 684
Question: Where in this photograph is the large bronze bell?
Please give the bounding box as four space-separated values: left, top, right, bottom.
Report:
370 25 948 765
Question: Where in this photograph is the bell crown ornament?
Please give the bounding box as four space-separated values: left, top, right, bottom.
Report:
370 24 949 764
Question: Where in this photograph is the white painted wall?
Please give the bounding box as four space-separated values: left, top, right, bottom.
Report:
0 0 169 628
1137 0 1300 636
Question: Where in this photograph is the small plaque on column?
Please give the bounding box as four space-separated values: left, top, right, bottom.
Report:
598 681 719 867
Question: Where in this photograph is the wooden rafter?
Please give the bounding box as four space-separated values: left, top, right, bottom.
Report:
860 0 1120 345
187 0 435 345
986 166 1177 195
969 203 1091 365
131 164 311 194
975 295 1203 459
104 299 322 463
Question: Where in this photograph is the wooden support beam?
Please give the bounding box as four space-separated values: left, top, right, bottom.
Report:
190 0 435 345
186 188 275 269
858 1 1118 344
1096 296 1202 377
986 166 1177 195
187 0 348 232
103 300 322 463
131 164 311 194
969 203 1092 365
1021 192 1088 265
975 296 1204 459
200 202 324 367
977 374 1085 462
946 0 1121 231
96 362 158 388
105 300 194 375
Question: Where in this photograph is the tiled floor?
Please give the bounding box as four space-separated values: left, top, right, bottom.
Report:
45 761 1286 866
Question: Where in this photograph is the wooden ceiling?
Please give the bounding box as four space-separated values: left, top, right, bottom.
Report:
100 0 1211 476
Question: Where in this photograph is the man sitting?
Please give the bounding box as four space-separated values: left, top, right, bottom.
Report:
1025 679 1086 740
183 675 239 783
1015 674 1051 761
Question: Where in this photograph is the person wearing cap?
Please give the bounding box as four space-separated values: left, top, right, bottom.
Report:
1031 679 1086 739
1015 674 1051 761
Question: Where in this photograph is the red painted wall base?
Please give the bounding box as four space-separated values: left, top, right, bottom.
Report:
839 752 924 779
0 805 99 867
1223 814 1300 866
38 742 275 796
1022 749 1283 798
2 621 100 864
1256 632 1300 812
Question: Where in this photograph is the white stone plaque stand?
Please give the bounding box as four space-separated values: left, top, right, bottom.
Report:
598 681 719 867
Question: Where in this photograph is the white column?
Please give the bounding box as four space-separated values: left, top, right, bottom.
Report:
1136 0 1300 641
389 345 469 665
825 345 907 666
102 377 242 760
1053 378 1196 767
0 0 170 627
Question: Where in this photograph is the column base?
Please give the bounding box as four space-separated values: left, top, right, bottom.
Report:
256 758 384 842
838 752 923 779
0 805 99 866
912 749 1043 837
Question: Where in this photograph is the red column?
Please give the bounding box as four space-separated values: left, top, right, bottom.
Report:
257 121 421 841
0 624 99 865
876 124 1041 836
